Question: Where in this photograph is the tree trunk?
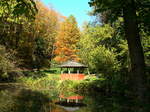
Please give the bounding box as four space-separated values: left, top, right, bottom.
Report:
123 0 147 104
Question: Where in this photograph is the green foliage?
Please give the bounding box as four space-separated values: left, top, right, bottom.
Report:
117 40 130 70
78 24 119 74
57 80 75 92
33 37 48 69
89 0 150 108
0 0 37 70
0 45 20 81
23 71 46 79
142 34 150 65
75 75 106 94
89 0 150 31
90 46 119 74
0 0 37 21
18 74 60 90
18 72 109 95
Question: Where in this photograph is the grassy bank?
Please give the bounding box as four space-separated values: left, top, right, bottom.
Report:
0 64 108 95
17 71 106 95
18 74 59 90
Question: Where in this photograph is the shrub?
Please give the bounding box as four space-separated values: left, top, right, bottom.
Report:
0 45 19 82
23 71 46 79
74 76 106 94
18 74 60 90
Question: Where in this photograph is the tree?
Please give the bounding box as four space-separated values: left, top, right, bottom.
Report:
0 0 37 48
54 15 80 63
9 1 60 69
0 0 38 69
0 0 37 20
33 37 47 70
0 0 61 70
89 0 149 107
29 1 60 69
0 45 17 81
79 24 119 74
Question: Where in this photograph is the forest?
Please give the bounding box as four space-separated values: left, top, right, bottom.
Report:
0 0 150 112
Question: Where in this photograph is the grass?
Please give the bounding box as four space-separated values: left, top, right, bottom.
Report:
18 74 60 90
16 67 108 97
18 69 106 96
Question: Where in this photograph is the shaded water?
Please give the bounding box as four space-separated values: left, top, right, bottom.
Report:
0 83 135 112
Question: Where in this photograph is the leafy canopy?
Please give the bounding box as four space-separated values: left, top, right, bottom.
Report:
54 15 80 63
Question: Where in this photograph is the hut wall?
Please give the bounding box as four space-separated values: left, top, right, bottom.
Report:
61 74 85 80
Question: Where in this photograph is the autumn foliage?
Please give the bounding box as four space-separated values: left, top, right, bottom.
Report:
54 15 80 63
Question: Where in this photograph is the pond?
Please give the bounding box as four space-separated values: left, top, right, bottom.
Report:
0 83 134 112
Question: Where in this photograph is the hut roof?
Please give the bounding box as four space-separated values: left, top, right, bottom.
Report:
59 61 87 68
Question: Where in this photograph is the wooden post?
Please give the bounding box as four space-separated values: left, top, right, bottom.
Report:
68 68 71 74
75 96 78 103
87 68 90 75
67 99 69 103
77 69 79 74
61 68 63 74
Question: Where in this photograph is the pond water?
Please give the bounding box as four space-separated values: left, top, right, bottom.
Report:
0 83 135 112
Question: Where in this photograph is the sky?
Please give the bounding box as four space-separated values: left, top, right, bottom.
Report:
41 0 92 27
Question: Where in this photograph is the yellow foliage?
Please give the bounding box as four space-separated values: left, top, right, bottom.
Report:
54 15 80 63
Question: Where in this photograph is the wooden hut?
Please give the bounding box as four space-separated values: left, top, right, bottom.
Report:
59 61 87 80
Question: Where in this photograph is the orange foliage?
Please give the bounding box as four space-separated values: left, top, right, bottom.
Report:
29 1 66 59
34 1 59 36
54 15 80 63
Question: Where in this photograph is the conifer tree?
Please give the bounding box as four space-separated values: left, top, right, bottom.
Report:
54 15 80 63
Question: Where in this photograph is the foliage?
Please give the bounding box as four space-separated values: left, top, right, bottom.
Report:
19 73 79 94
78 24 119 74
16 1 60 69
0 45 20 81
0 0 37 21
89 0 150 30
19 73 110 96
0 0 39 81
89 0 150 108
23 71 46 79
74 75 106 94
32 1 60 67
142 33 150 65
54 15 80 63
33 37 48 69
0 0 62 70
18 74 60 90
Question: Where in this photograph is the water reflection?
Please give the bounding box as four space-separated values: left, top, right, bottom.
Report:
0 84 51 112
0 86 115 112
55 94 86 112
58 94 84 104
50 104 68 112
0 84 136 112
